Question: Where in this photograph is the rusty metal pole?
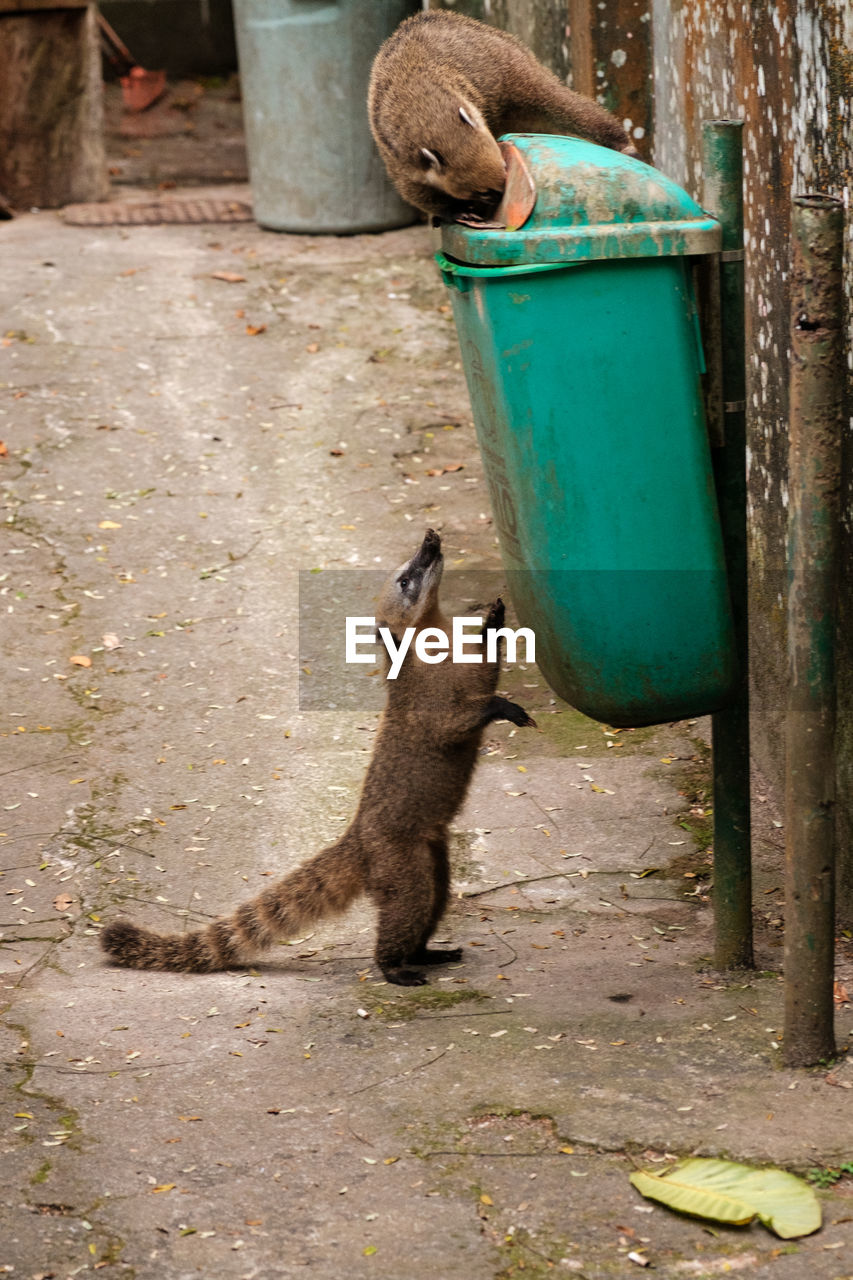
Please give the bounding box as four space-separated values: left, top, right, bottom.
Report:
701 121 754 970
783 194 844 1068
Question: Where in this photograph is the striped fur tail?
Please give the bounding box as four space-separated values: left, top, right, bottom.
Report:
100 839 363 973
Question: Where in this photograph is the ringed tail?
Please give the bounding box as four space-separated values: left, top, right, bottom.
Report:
100 840 362 973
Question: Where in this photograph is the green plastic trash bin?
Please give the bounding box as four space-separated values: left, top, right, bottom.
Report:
438 134 735 727
233 0 418 233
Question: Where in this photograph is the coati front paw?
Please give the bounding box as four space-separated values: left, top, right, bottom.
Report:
409 946 464 966
503 700 537 729
490 695 537 729
381 964 428 986
484 597 506 631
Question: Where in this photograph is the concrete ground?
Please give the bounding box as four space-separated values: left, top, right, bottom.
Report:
2 103 852 1280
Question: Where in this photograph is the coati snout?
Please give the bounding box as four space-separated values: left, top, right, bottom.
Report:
380 526 445 630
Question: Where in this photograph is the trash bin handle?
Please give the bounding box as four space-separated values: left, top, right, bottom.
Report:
435 251 573 289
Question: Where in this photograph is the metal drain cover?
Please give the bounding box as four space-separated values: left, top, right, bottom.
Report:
63 197 254 226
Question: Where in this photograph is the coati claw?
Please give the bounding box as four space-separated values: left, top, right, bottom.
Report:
487 695 536 729
505 702 537 728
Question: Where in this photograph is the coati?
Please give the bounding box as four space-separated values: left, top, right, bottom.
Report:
101 529 536 986
368 9 636 221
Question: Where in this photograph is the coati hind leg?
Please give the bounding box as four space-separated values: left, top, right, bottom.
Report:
407 836 463 968
371 841 446 985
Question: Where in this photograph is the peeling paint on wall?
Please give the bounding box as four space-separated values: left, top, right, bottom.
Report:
649 0 853 918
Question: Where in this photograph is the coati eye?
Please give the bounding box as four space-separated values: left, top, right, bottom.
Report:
459 106 477 128
419 147 443 171
398 576 410 591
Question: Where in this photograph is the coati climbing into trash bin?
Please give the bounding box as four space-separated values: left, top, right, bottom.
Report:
101 529 536 985
368 9 637 221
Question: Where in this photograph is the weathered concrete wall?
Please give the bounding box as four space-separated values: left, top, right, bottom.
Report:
648 1 853 920
434 0 853 920
427 0 571 76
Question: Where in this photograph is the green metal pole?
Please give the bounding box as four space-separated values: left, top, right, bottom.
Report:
783 194 844 1068
701 121 754 970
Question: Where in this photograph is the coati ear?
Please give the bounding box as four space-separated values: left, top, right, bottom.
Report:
459 105 478 128
419 147 441 170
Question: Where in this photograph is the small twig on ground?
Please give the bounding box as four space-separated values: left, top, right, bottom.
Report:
463 871 578 899
348 1045 452 1096
199 533 265 579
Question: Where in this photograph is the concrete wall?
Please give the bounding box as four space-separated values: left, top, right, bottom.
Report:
433 0 853 919
647 2 853 920
428 0 572 76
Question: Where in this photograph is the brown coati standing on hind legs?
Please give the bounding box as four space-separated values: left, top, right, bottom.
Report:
368 9 638 221
101 530 536 985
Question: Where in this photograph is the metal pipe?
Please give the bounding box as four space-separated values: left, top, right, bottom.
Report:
701 120 754 970
783 194 844 1068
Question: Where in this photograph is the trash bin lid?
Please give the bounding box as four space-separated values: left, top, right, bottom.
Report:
439 134 721 269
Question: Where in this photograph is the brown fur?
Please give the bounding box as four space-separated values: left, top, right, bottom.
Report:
100 530 535 986
368 9 635 220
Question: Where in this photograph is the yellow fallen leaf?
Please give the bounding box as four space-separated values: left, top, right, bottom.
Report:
69 655 92 668
630 1158 821 1239
151 1184 176 1194
98 520 122 530
559 1146 574 1154
480 1194 494 1206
